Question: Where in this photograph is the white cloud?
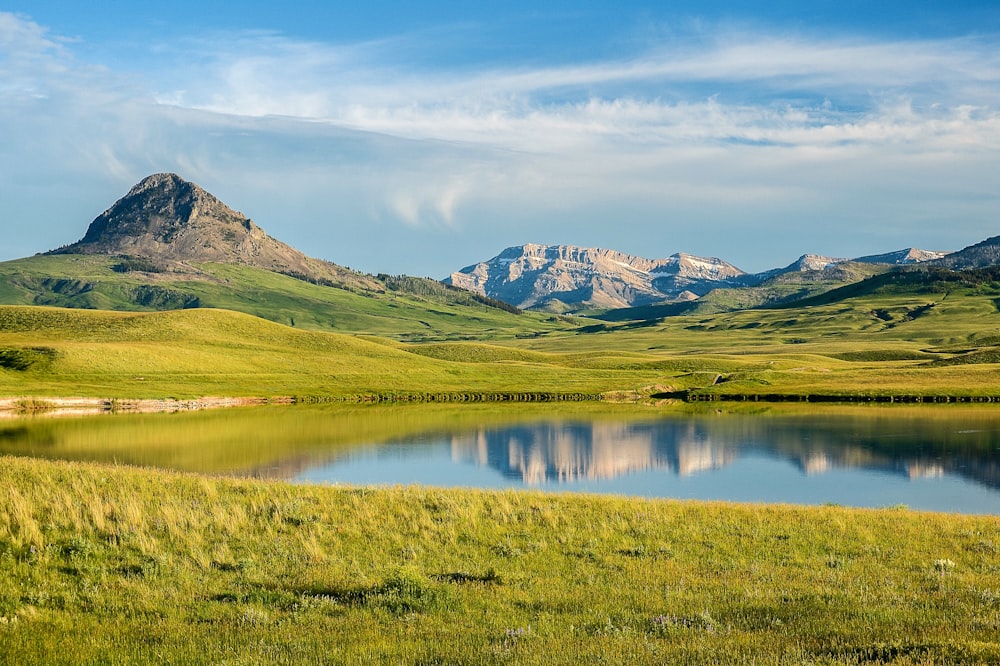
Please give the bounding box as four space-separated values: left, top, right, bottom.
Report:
1 11 999 274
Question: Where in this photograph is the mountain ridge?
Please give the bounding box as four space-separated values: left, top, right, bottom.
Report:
6 171 998 323
446 244 746 311
448 242 953 312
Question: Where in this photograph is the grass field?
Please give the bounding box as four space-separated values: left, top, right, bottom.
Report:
3 263 1000 662
0 455 998 664
3 279 1000 402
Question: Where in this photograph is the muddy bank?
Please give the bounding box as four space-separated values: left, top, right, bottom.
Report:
0 396 291 418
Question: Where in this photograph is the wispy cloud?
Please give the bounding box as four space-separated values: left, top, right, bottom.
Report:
2 11 999 273
137 24 1000 191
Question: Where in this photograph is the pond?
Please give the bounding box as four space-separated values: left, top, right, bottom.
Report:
2 402 999 514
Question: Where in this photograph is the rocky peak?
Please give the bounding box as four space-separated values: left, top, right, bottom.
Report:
62 172 268 262
787 254 846 272
654 252 745 280
447 243 746 311
52 173 379 290
854 248 950 265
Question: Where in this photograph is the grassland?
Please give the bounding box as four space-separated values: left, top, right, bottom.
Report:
3 262 1000 662
0 455 997 664
3 273 1000 402
0 305 675 400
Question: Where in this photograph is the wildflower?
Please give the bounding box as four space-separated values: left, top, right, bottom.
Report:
505 626 530 639
933 559 956 573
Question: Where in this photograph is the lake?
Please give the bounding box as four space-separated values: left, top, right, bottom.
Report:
2 402 999 514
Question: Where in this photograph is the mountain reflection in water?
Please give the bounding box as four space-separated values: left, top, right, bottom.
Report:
2 404 999 512
449 422 738 484
444 418 997 490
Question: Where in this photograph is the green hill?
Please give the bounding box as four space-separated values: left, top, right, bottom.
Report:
0 305 669 400
0 255 567 342
0 172 558 343
782 265 1000 307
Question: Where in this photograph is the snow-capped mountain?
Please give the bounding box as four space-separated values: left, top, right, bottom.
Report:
446 244 745 311
854 248 950 265
448 243 949 311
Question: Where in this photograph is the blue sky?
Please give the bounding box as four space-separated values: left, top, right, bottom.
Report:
2 2 999 276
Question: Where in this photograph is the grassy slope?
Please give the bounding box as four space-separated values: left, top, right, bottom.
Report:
0 306 667 399
3 284 1000 399
520 286 1000 399
0 255 567 342
1 456 998 664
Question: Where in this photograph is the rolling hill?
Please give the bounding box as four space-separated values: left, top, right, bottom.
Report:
0 174 560 342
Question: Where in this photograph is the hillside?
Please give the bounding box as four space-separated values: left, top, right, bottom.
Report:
0 255 563 342
929 234 1000 269
780 265 1000 308
597 260 891 321
50 173 380 292
0 306 632 399
0 174 549 341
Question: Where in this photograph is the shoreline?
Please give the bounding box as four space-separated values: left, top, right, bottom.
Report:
0 396 290 418
0 391 610 417
4 388 1000 418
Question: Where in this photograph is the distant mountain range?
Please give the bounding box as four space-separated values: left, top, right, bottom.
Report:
446 244 745 311
3 172 999 324
446 244 955 312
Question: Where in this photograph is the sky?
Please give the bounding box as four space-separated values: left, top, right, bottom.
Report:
1 2 999 277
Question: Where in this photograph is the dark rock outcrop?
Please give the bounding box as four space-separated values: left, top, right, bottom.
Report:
51 173 378 290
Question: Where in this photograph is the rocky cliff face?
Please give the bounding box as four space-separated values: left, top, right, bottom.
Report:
52 173 379 290
449 242 954 312
446 243 746 311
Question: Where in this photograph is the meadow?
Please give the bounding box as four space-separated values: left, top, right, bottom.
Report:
2 266 1000 662
2 275 1000 403
1 455 999 664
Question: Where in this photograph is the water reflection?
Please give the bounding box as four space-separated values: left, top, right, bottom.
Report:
444 417 1000 492
1 403 999 513
449 422 738 483
294 410 1000 513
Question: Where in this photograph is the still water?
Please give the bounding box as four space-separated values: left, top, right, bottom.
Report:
2 403 999 514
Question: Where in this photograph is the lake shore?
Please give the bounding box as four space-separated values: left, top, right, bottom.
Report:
5 385 1000 420
0 395 290 418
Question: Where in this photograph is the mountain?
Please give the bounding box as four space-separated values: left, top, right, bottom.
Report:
855 248 950 265
776 254 846 273
928 235 1000 269
49 172 379 291
1 174 545 341
446 244 745 311
448 243 948 313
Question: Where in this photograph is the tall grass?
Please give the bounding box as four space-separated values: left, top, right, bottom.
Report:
0 456 998 663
